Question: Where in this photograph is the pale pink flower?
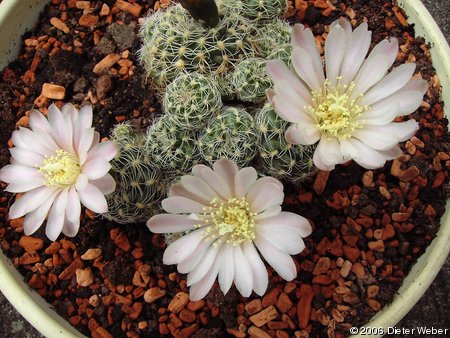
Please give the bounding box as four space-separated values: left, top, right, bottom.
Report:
0 103 119 241
147 159 312 300
267 18 428 171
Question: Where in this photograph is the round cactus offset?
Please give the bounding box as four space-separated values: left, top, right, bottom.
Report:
105 124 163 223
146 115 202 176
163 73 223 130
255 18 292 66
256 104 317 183
139 3 256 90
199 106 259 167
231 58 272 103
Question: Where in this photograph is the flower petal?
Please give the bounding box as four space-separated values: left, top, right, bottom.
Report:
348 138 391 169
254 205 282 220
61 218 80 238
266 59 312 103
218 244 234 295
340 22 372 85
357 100 399 126
234 167 258 198
233 245 253 297
147 214 199 233
180 175 220 202
5 178 44 193
9 148 44 167
256 224 305 255
76 128 95 163
285 123 320 145
82 157 111 180
0 164 43 184
29 109 51 132
313 149 335 172
169 183 211 205
189 256 220 301
254 236 297 281
76 173 89 191
23 191 57 236
353 128 400 151
212 159 238 196
187 243 221 286
292 46 323 91
163 229 204 265
48 103 73 153
242 242 268 296
87 141 119 162
90 174 116 195
363 63 416 105
194 165 233 200
257 212 312 238
325 23 347 86
291 24 324 89
247 178 284 213
351 54 390 98
77 183 108 213
316 137 347 167
66 187 81 223
9 186 58 219
45 189 68 241
177 239 210 274
162 196 206 214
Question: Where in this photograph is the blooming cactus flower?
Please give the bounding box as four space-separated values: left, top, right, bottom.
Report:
267 18 428 171
147 159 312 300
0 103 118 241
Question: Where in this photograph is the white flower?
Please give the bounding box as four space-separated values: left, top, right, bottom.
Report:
147 159 312 300
267 18 428 171
0 103 119 241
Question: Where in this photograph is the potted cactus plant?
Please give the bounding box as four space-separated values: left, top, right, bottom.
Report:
0 0 449 337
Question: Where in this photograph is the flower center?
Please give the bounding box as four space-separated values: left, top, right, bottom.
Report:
308 79 368 139
199 197 256 245
38 149 81 187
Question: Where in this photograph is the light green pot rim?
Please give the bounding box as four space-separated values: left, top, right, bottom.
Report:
0 1 449 337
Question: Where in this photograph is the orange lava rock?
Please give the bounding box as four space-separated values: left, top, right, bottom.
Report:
81 248 102 260
168 292 190 313
276 293 293 314
110 228 131 252
313 257 330 275
313 171 330 195
392 212 410 222
144 287 166 304
76 267 94 287
368 240 385 252
93 53 121 74
248 326 271 338
92 327 114 338
262 288 280 308
245 299 263 315
19 251 40 265
42 83 65 100
297 284 313 329
177 323 199 338
340 260 352 278
50 17 70 33
58 258 83 280
398 166 420 182
19 236 44 252
250 305 278 327
179 308 196 323
367 285 379 298
366 298 381 311
116 0 142 17
187 300 205 312
79 14 99 28
342 245 360 263
100 3 110 16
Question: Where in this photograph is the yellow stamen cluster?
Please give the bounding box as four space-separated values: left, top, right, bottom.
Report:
198 197 257 246
38 149 81 187
308 78 369 139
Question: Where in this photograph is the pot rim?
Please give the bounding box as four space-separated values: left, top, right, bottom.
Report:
0 1 449 337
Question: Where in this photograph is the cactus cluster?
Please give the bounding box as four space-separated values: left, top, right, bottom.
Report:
221 0 288 21
146 115 202 176
255 104 317 183
230 58 272 103
139 3 256 90
255 19 292 66
199 106 259 167
163 73 222 130
105 123 163 223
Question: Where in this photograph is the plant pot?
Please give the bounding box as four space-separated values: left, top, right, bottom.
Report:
0 0 449 337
